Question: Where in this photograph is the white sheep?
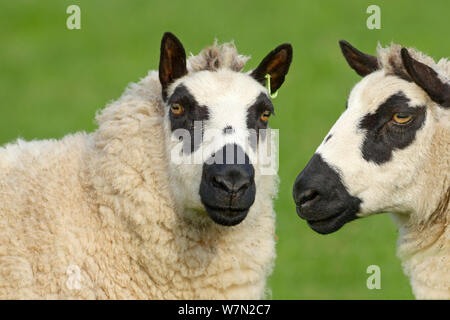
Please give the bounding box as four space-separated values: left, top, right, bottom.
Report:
0 33 293 299
293 41 449 299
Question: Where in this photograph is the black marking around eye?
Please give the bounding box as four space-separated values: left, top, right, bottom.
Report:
168 85 209 154
358 91 426 164
246 93 274 150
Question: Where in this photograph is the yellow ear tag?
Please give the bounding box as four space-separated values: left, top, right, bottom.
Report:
265 74 279 99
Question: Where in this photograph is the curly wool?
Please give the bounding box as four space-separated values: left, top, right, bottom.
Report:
0 45 278 299
376 43 450 83
187 40 249 73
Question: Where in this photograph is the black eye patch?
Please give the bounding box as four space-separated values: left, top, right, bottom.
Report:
167 84 209 154
246 93 274 149
358 91 426 164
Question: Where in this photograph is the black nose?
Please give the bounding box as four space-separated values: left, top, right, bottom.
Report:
200 144 256 226
211 167 252 194
295 188 320 207
292 153 362 234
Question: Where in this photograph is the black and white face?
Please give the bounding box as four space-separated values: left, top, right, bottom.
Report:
293 41 450 234
159 33 292 226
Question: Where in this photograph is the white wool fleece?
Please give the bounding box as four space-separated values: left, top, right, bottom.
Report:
0 69 278 299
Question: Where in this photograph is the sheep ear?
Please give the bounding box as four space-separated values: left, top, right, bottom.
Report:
159 32 188 101
401 48 450 109
251 44 293 94
339 40 379 77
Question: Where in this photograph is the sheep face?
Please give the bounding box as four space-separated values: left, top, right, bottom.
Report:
293 41 449 234
159 33 292 226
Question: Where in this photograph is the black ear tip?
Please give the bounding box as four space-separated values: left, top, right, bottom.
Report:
339 40 354 56
161 32 182 45
281 43 293 51
274 43 293 55
400 48 415 75
400 47 411 60
275 43 293 62
161 32 186 56
162 31 176 39
285 44 293 56
339 40 350 49
162 32 172 41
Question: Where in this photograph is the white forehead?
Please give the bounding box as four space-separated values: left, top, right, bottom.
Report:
348 71 429 112
171 69 266 108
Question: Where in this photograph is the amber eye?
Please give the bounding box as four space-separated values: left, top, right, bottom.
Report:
392 113 413 124
260 110 271 122
170 103 184 115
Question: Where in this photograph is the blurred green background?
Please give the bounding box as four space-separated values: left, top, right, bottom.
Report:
1 0 449 299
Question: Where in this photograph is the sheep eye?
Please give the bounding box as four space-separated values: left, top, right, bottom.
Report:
170 103 184 115
392 112 413 124
260 110 271 122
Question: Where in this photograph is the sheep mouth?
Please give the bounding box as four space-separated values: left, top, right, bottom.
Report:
296 206 358 234
203 204 250 226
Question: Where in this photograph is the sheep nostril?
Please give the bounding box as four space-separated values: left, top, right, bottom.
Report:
211 175 233 192
236 181 250 192
297 189 320 207
211 171 252 194
212 175 224 189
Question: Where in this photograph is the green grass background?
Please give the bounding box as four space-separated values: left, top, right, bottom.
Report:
1 0 449 299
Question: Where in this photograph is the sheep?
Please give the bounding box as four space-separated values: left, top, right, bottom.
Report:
293 41 449 299
0 32 293 299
